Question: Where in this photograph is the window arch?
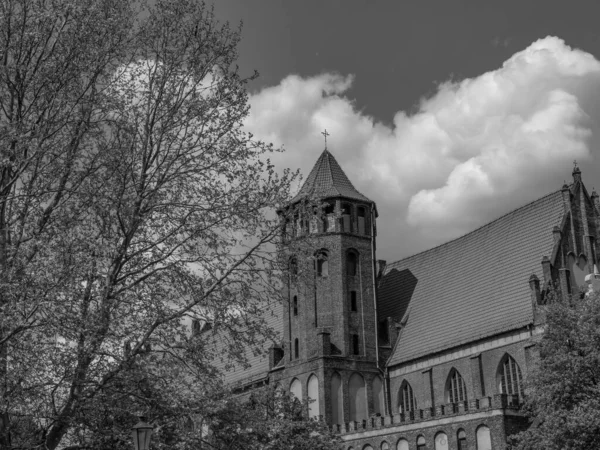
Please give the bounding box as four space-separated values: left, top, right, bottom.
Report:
315 250 329 277
476 425 492 450
347 250 358 276
372 376 384 415
331 372 343 425
363 446 373 450
398 380 416 414
380 442 390 450
349 373 367 422
307 374 320 418
435 432 449 450
323 202 335 232
457 429 467 450
294 338 299 359
498 354 523 399
416 435 426 450
396 439 409 450
293 296 298 316
290 378 302 400
446 368 467 403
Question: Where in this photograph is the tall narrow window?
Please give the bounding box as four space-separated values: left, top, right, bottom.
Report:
352 334 360 355
294 338 299 359
316 251 329 277
293 296 298 316
348 373 367 422
498 354 523 400
324 203 335 232
457 429 467 450
307 374 320 418
347 251 358 276
358 207 366 234
350 291 357 312
372 376 384 415
289 257 298 282
341 203 352 232
331 372 343 425
446 369 467 403
398 380 416 414
290 378 302 401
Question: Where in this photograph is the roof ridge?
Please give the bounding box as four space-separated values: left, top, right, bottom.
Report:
388 188 563 268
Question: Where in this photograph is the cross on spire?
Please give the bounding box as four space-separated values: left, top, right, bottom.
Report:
321 129 330 149
574 159 578 169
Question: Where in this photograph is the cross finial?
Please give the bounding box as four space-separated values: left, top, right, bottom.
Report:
573 159 578 169
321 129 330 149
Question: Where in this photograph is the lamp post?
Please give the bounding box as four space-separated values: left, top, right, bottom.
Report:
131 416 153 450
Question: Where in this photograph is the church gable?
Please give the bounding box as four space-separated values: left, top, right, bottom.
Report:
384 189 566 367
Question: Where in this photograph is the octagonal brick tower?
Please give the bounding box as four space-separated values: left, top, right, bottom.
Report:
278 148 383 424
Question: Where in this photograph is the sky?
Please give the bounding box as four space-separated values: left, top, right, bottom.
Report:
212 0 600 262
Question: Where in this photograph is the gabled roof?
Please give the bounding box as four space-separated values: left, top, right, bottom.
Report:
383 190 566 367
290 149 373 204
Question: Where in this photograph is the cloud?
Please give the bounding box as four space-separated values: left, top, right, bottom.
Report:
245 37 600 260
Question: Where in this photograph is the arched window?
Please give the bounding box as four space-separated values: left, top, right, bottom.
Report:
457 429 467 450
349 290 357 311
363 446 373 450
316 250 329 277
290 378 302 401
476 425 492 450
293 296 298 316
341 203 352 232
331 372 343 425
446 369 467 403
568 252 588 292
307 374 320 418
349 373 367 422
347 251 358 276
294 338 299 359
380 442 390 450
396 439 409 450
416 435 426 450
372 376 384 415
398 380 416 414
435 432 449 450
498 354 523 399
357 206 367 234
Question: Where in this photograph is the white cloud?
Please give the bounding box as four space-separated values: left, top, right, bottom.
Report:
245 37 600 260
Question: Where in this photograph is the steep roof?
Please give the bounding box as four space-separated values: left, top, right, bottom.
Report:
383 190 565 367
290 149 373 204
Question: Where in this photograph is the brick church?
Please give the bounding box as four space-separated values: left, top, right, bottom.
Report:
218 147 599 450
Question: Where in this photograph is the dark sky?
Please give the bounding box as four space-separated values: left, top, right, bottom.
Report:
214 0 600 124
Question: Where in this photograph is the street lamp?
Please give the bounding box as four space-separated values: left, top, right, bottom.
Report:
131 416 154 450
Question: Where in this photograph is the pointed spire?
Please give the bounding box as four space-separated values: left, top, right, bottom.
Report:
290 149 373 204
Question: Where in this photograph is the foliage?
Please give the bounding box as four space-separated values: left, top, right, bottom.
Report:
510 289 600 450
204 387 342 450
0 0 296 448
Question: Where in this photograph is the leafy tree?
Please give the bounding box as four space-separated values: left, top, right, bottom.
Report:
511 288 600 450
0 0 296 448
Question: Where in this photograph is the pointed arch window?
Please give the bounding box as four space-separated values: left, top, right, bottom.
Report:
372 376 384 415
331 372 343 425
446 369 467 403
398 380 416 414
341 203 352 232
416 436 426 450
290 378 302 401
316 250 329 277
349 373 367 422
347 251 358 277
498 354 523 400
307 374 320 418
